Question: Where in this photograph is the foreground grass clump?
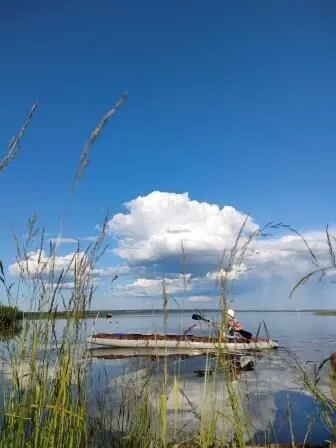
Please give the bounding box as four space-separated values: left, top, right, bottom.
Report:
0 211 112 447
0 305 23 328
0 321 22 342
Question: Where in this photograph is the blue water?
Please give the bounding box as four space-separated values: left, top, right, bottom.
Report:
83 310 336 445
1 311 335 444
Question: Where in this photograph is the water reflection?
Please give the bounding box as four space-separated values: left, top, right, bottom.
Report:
253 388 333 445
88 346 206 361
87 345 336 445
85 311 336 445
90 350 273 444
0 312 335 445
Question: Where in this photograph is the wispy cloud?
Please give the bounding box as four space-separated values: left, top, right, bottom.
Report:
82 236 99 242
187 296 212 303
48 235 99 245
49 237 78 244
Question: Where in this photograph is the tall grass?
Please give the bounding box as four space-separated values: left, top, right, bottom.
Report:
0 219 109 447
0 103 39 173
0 97 120 447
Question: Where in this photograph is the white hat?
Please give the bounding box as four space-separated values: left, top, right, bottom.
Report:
227 309 235 317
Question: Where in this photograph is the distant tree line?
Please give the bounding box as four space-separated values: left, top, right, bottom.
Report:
0 305 23 328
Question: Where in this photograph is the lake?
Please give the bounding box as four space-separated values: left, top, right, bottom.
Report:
1 310 336 445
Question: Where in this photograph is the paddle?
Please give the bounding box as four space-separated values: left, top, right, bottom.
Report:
192 313 252 340
192 313 211 323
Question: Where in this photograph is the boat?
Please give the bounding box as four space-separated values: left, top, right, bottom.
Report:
86 332 278 352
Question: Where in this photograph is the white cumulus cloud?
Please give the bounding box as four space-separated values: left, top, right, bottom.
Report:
8 250 88 278
104 191 336 307
92 264 130 278
109 274 191 298
108 191 258 265
206 266 249 281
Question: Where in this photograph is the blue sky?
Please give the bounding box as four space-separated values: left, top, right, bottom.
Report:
1 1 336 310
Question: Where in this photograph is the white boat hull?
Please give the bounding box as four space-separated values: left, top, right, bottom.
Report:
87 334 278 352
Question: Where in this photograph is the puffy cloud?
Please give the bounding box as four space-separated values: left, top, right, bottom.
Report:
92 264 130 279
107 191 323 259
104 191 336 307
107 191 334 278
109 274 191 298
105 269 250 302
108 191 258 265
8 250 88 278
8 250 124 283
51 281 77 290
206 266 249 281
241 231 335 280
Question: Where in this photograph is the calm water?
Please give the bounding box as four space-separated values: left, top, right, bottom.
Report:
2 311 336 444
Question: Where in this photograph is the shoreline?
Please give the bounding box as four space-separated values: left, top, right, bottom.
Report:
18 308 336 319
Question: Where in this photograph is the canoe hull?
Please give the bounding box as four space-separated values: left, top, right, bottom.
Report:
87 333 278 351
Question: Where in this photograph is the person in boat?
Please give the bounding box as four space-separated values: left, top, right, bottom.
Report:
226 309 252 340
226 309 242 333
